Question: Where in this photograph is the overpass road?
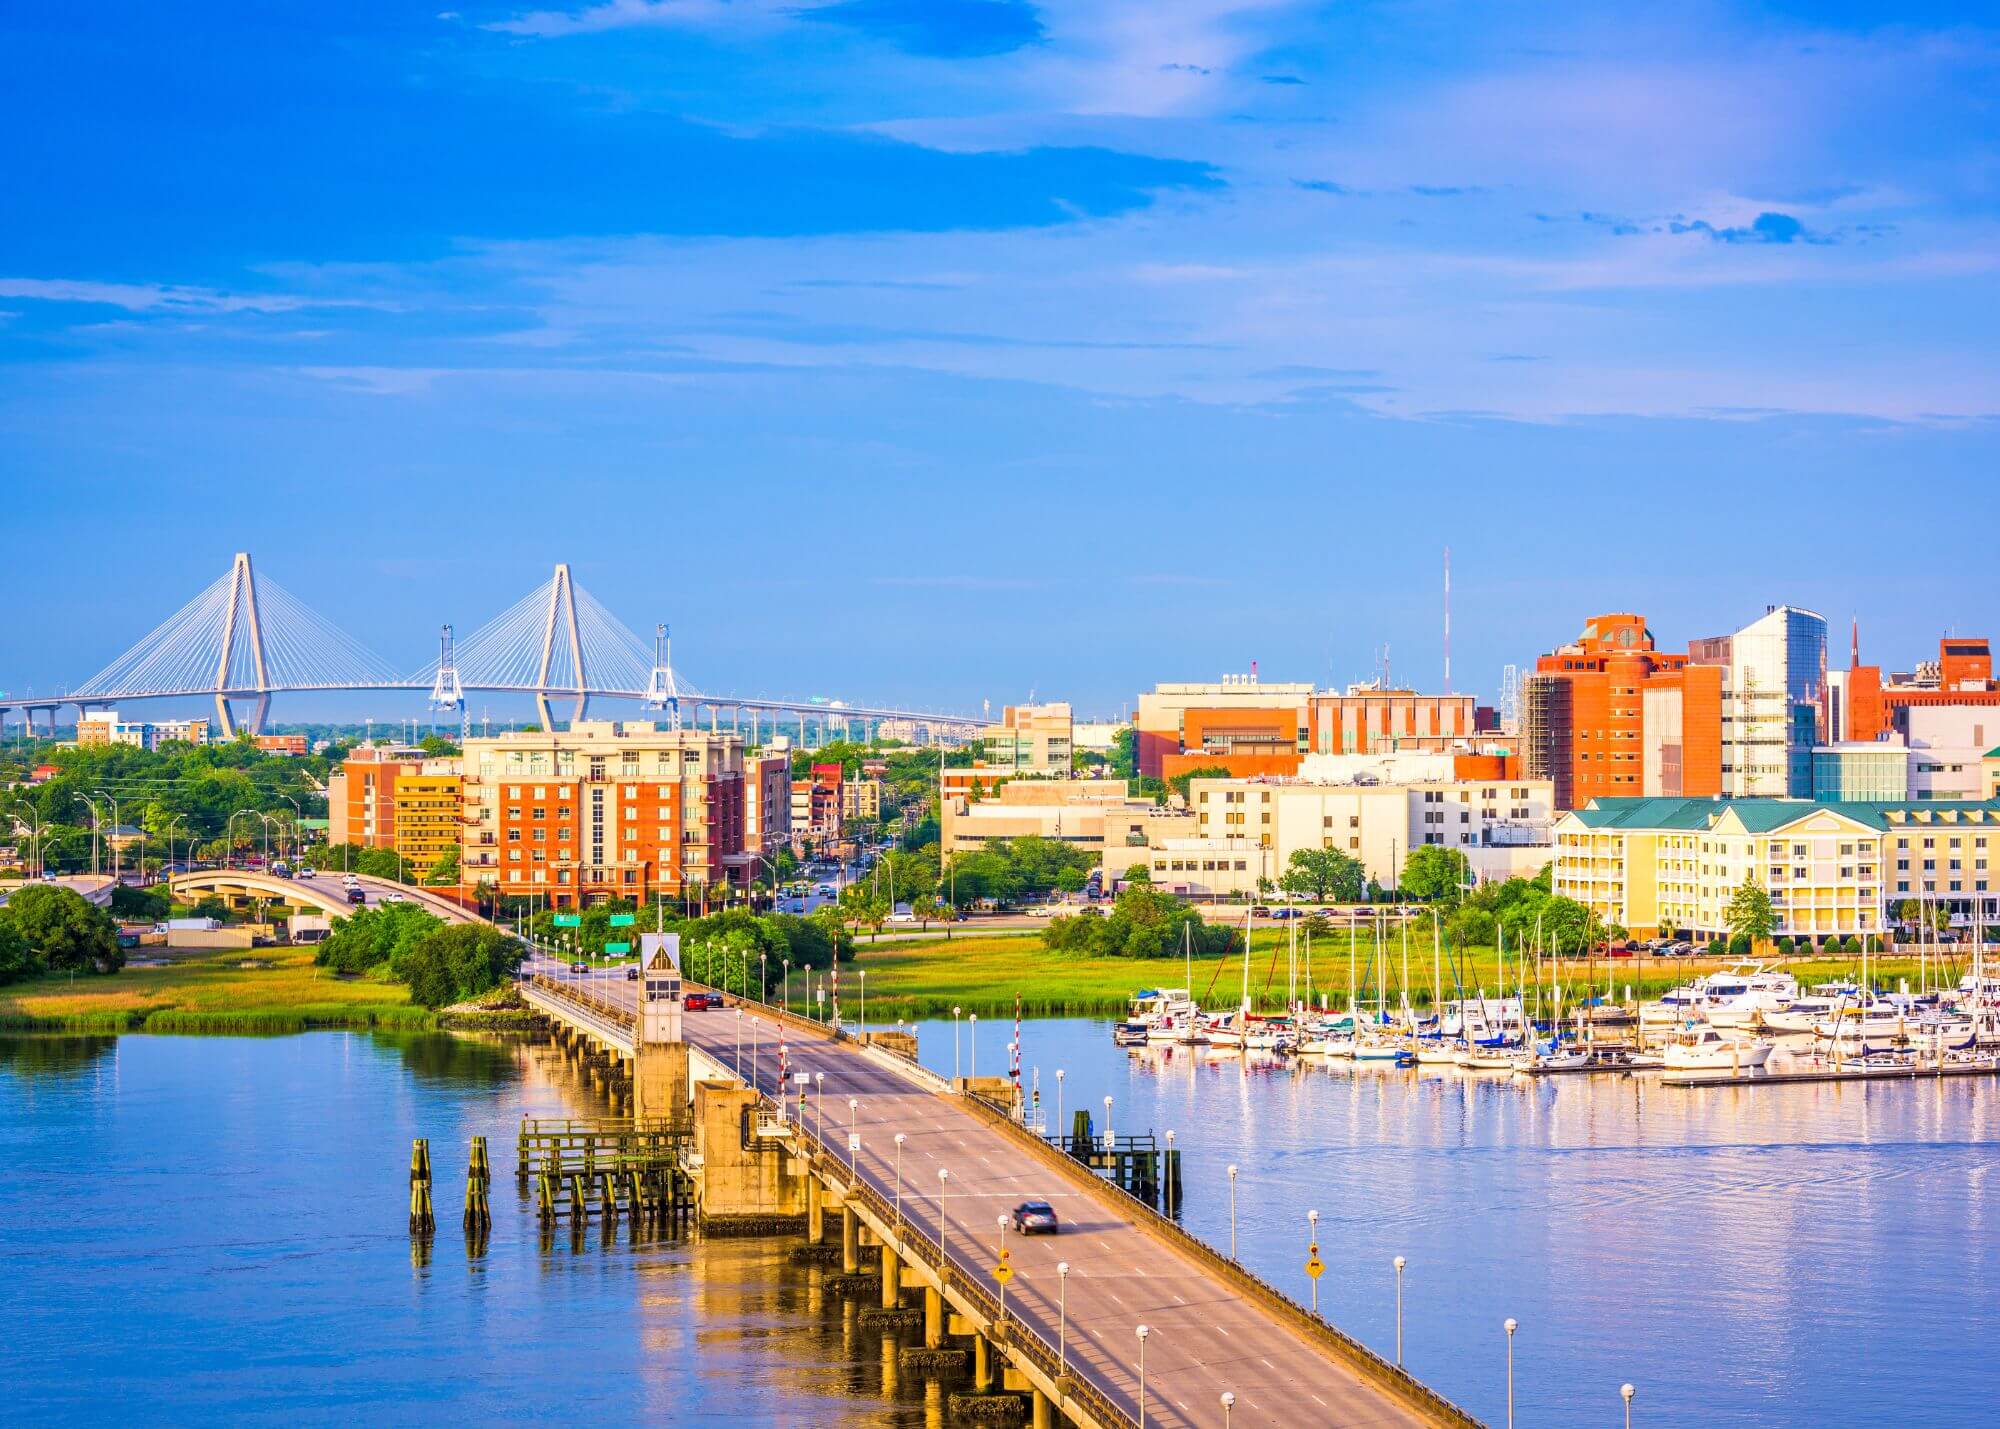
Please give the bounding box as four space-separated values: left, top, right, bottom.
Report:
532 958 1461 1428
167 869 480 924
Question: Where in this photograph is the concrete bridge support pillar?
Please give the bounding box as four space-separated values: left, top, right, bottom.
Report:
632 1042 688 1120
880 1246 902 1308
841 1204 860 1275
1031 1388 1054 1429
807 1175 825 1244
973 1333 994 1393
924 1285 945 1349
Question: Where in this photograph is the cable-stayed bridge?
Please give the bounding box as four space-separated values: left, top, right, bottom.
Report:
7 553 980 740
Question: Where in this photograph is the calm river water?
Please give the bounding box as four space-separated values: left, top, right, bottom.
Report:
7 1019 1998 1425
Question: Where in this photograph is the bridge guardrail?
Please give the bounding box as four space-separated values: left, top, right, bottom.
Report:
787 1111 1137 1429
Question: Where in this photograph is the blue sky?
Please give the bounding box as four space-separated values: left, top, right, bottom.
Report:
5 1 1998 721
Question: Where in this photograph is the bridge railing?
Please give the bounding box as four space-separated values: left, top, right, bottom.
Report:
785 1109 1138 1429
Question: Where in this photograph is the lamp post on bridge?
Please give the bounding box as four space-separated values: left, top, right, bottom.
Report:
94 790 121 884
893 1133 906 1228
1135 1324 1150 1429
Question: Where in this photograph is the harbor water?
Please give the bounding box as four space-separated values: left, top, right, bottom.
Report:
8 1019 2000 1424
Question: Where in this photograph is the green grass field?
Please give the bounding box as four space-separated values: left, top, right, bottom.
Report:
841 928 1955 1020
0 950 433 1033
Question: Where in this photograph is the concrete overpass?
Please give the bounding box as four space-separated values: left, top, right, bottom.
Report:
0 875 115 910
167 870 478 924
520 962 1480 1429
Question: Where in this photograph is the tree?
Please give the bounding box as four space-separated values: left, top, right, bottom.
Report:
424 845 461 887
1400 846 1471 904
0 913 35 984
1166 765 1231 804
1277 846 1366 903
1123 863 1151 888
3 885 122 974
398 923 524 1008
1724 877 1775 943
1447 905 1497 950
1109 727 1137 780
911 895 944 931
315 902 443 975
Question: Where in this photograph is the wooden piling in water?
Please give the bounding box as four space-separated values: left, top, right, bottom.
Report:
408 1138 435 1236
463 1135 492 1233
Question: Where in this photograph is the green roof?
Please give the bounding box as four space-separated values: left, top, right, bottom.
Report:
1569 796 2000 834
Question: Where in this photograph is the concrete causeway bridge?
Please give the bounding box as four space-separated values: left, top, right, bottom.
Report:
519 955 1483 1429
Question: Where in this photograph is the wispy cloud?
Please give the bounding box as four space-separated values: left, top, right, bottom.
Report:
0 278 388 315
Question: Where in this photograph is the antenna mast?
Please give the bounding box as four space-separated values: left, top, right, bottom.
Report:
1443 546 1452 696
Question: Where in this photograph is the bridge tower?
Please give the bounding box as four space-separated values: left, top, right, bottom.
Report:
642 623 684 730
633 938 690 1120
214 552 273 739
428 624 469 742
533 563 588 732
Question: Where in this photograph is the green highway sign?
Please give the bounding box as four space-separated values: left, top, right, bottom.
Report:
604 941 631 955
552 913 581 928
608 914 636 927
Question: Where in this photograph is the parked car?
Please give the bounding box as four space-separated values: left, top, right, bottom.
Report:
1011 1200 1060 1235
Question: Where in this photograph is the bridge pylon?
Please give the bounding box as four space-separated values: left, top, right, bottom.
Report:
213 552 272 739
428 623 468 741
533 564 587 732
642 623 683 730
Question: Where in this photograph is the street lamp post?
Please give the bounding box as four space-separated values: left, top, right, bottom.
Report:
1621 1382 1635 1429
735 1008 744 1075
969 1013 978 1078
1103 1095 1114 1150
953 1006 962 1082
859 969 866 1041
1221 1391 1235 1426
1504 1318 1518 1429
1227 1165 1239 1260
1055 1069 1066 1145
893 1133 906 1227
1394 1256 1406 1366
783 957 791 1014
1136 1324 1150 1429
1056 1261 1069 1371
813 1072 824 1139
848 1097 859 1174
936 1167 950 1258
94 791 121 883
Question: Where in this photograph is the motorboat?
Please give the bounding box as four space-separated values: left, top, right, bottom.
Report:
1440 996 1526 1044
1760 982 1862 1034
1413 1038 1460 1065
1454 1046 1520 1071
1661 1024 1774 1072
1702 967 1801 1028
1641 964 1796 1029
1115 987 1196 1044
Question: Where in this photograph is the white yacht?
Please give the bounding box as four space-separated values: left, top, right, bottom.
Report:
1640 965 1797 1028
1115 988 1196 1044
1440 996 1525 1044
1661 1025 1775 1072
1703 967 1800 1028
1760 982 1861 1035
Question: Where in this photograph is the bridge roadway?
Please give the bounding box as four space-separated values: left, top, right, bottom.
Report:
167 870 479 924
529 959 1461 1429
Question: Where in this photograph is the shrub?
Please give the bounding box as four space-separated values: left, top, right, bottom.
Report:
1707 937 1727 956
1773 936 1794 955
1842 935 1863 954
1728 933 1751 955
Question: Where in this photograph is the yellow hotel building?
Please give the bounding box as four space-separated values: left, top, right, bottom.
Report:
1553 796 2000 942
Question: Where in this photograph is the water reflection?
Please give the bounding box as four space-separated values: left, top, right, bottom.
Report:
0 1031 969 1426
912 1015 2000 1427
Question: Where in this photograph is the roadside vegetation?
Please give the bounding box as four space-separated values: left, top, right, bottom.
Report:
0 948 431 1033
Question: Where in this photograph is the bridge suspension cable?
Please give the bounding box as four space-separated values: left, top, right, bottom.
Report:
71 557 400 699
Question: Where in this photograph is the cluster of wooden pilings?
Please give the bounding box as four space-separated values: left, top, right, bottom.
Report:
1058 1113 1182 1217
407 1135 497 1263
517 1116 695 1246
